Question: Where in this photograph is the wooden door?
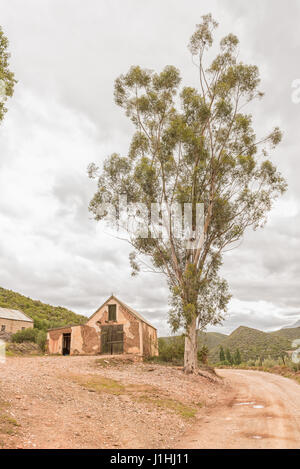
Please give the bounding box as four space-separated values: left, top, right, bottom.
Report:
101 325 124 354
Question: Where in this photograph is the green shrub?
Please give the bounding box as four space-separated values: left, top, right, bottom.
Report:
157 336 185 363
290 362 300 372
233 349 242 365
36 330 47 352
11 328 39 343
225 348 233 364
219 346 225 362
11 328 47 352
198 345 209 364
262 358 277 368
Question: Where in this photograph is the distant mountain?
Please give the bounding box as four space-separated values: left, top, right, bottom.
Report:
283 319 300 329
198 331 227 349
271 326 300 341
209 326 291 362
160 322 299 364
0 287 86 330
160 331 228 349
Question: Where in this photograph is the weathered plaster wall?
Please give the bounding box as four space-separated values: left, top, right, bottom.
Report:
47 298 158 357
0 318 33 334
47 325 99 355
142 323 158 357
87 300 141 355
47 326 72 354
81 325 100 354
121 306 141 354
69 325 83 354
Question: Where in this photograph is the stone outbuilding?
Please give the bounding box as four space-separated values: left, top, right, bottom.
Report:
47 295 158 357
0 307 34 334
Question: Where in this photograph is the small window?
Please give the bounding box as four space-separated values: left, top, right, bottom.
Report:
1 325 5 332
21 327 25 331
108 304 117 321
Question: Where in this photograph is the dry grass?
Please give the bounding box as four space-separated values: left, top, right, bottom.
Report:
0 397 20 447
69 373 157 396
71 374 126 395
68 373 200 419
138 395 199 419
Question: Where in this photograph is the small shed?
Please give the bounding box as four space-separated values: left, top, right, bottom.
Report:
0 307 34 334
47 295 158 357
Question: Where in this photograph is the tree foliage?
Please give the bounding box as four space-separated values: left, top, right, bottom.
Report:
11 328 47 352
219 345 225 362
225 348 233 364
0 26 16 122
198 344 209 364
234 348 242 365
89 14 287 371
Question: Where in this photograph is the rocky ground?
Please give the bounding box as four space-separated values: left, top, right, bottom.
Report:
0 355 225 449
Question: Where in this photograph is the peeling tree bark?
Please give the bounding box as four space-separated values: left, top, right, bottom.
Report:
183 317 198 373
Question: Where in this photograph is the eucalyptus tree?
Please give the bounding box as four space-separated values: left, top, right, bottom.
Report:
0 27 16 122
89 14 287 373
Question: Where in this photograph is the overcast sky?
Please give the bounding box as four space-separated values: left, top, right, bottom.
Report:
0 0 299 336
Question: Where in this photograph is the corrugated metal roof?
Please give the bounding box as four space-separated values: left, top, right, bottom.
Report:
0 307 33 322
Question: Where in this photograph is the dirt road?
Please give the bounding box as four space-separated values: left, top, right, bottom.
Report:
178 369 300 449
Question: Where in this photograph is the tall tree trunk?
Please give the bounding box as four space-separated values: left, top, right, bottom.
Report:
183 317 198 373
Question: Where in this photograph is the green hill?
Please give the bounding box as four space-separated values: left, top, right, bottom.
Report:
270 326 300 341
210 326 292 363
0 286 87 330
160 331 227 349
157 331 227 363
198 331 227 349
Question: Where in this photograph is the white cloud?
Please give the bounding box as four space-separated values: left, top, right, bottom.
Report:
0 0 299 336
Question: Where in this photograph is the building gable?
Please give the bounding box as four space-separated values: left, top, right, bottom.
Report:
86 295 156 330
86 296 139 328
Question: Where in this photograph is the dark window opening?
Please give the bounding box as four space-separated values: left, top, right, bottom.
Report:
62 333 71 355
1 325 5 332
21 327 25 331
108 304 117 321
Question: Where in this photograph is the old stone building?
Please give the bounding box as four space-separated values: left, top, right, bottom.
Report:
0 307 34 334
47 295 158 357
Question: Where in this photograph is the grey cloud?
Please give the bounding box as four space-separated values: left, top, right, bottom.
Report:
0 0 299 336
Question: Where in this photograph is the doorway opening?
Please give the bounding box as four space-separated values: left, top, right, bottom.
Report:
62 333 71 355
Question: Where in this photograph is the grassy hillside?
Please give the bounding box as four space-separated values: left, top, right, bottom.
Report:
157 331 227 364
0 287 87 330
271 327 300 341
160 331 227 349
210 326 291 363
198 331 227 349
